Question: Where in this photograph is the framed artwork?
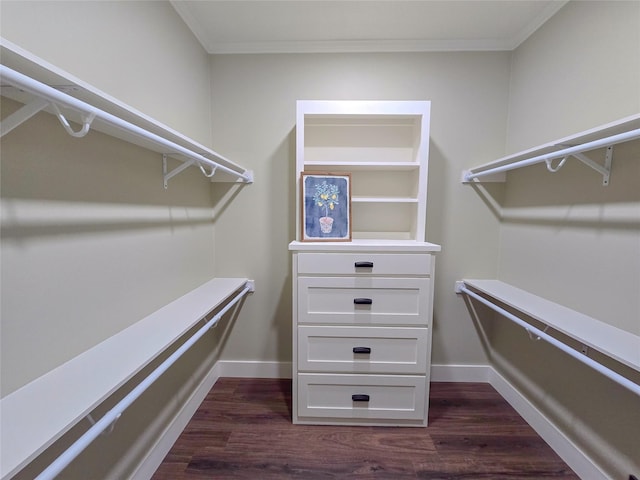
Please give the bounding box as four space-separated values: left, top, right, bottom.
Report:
301 172 352 242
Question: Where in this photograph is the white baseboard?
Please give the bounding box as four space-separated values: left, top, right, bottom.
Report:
429 364 606 479
134 361 605 480
131 361 290 479
216 360 292 379
487 368 607 480
430 364 491 382
130 362 223 480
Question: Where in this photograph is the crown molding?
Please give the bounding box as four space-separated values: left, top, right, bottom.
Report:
171 0 569 55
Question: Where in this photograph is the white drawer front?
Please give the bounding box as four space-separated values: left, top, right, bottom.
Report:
297 253 432 276
298 373 426 421
298 277 430 325
298 326 428 374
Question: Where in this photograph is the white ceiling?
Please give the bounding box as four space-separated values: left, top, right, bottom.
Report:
170 0 569 54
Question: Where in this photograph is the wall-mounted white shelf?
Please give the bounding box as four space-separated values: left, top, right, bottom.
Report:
456 279 640 396
0 38 253 188
353 196 418 203
303 162 419 171
462 113 640 186
0 278 252 480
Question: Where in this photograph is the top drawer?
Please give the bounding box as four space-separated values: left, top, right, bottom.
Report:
297 253 432 276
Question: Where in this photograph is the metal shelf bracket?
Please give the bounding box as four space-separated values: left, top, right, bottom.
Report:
163 154 196 189
86 412 121 436
0 96 50 137
544 145 613 185
571 146 613 186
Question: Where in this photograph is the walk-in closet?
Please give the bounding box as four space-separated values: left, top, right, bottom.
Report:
1 2 638 479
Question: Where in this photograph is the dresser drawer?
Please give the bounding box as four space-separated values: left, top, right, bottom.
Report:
297 373 427 422
298 326 428 374
297 253 432 276
297 276 430 325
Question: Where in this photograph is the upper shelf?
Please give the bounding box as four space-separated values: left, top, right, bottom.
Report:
0 38 253 188
296 100 432 242
462 113 640 186
302 161 420 171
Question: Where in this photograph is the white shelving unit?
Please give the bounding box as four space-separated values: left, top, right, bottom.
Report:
290 100 440 427
462 113 640 185
456 279 640 396
457 114 640 396
295 100 431 241
0 38 253 187
0 39 256 479
0 278 252 480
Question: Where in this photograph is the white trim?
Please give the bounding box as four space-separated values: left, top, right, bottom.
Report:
487 368 608 480
203 38 514 55
108 361 293 479
508 0 569 50
428 364 607 480
131 360 291 477
216 360 293 379
430 364 491 383
169 1 569 55
168 1 215 56
130 362 222 480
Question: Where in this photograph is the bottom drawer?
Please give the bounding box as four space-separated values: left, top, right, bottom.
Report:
297 373 427 423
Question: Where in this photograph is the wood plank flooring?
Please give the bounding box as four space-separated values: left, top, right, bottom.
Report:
151 378 579 479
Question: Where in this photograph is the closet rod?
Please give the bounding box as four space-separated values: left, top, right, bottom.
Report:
34 283 252 480
0 65 252 184
458 284 640 398
463 127 640 182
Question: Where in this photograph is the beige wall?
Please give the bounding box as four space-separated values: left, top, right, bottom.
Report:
1 1 225 477
506 0 640 152
0 0 213 144
492 1 640 478
1 0 217 394
207 52 509 368
1 100 219 395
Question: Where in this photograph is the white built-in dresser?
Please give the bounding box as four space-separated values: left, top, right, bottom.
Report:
289 101 441 426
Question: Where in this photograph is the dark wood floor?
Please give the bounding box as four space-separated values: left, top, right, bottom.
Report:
152 378 579 479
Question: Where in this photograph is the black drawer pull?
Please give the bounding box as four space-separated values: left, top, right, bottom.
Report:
354 261 374 268
353 298 373 305
352 394 370 402
353 347 371 354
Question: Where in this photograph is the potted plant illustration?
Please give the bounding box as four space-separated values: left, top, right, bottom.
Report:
301 172 351 241
313 181 340 233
